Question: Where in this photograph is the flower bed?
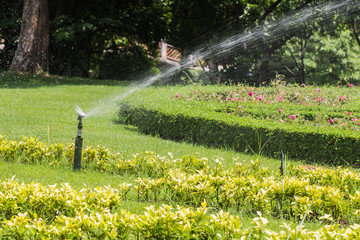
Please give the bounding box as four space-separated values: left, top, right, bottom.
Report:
119 83 360 165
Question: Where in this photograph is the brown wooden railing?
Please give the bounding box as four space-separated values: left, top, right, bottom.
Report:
166 44 181 62
159 41 181 63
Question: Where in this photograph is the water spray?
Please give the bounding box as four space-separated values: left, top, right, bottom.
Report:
74 105 85 170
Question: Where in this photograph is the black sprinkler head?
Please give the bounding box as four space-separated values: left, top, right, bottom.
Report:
74 105 85 170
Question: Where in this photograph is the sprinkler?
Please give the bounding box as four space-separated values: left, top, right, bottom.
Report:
74 106 85 170
280 149 285 176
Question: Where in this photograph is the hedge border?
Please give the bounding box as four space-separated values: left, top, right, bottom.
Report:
120 105 360 166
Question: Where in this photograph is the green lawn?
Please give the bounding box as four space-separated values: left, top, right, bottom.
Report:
0 73 285 169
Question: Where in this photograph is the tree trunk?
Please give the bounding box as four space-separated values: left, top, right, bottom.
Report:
207 58 219 84
257 46 272 85
352 16 360 48
11 0 49 74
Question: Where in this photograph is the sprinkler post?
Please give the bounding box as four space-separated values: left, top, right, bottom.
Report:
280 149 284 176
74 108 85 170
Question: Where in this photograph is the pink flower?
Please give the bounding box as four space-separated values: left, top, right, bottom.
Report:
278 96 282 102
233 98 238 101
342 123 347 126
248 92 253 96
348 112 351 115
279 119 284 123
290 115 296 120
317 89 321 92
317 97 322 102
238 105 242 109
228 98 232 101
278 107 283 113
194 90 198 94
258 95 264 101
339 95 343 101
349 84 354 87
329 118 334 124
175 94 179 98
352 118 359 122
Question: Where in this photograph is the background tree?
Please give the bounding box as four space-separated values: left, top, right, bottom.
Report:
49 0 172 79
275 0 360 85
10 0 49 74
1 0 360 85
2 0 171 78
167 0 247 82
166 0 319 84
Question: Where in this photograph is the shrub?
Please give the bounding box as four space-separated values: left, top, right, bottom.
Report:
118 85 360 165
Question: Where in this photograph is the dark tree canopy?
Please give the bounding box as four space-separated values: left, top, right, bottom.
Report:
1 0 360 85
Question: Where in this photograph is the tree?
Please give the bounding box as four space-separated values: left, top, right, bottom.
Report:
167 0 318 85
305 30 360 85
168 0 248 83
275 0 360 85
275 28 312 85
48 0 171 79
11 0 49 74
5 0 171 78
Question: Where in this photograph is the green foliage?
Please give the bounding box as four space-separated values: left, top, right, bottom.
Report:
0 0 171 78
49 1 167 79
305 30 360 85
0 177 122 221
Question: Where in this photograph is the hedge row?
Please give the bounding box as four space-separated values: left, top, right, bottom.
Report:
118 86 360 166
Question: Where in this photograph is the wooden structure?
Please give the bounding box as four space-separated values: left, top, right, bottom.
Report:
159 41 181 65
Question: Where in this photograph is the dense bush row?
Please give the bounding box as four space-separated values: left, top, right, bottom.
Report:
0 178 241 239
0 177 122 221
133 167 360 223
118 85 360 165
2 178 360 239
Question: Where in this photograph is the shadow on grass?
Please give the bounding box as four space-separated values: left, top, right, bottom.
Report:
0 71 131 89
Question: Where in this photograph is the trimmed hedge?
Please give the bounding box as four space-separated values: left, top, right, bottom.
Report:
119 86 360 166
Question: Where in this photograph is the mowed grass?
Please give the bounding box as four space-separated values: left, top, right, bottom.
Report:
0 73 289 170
